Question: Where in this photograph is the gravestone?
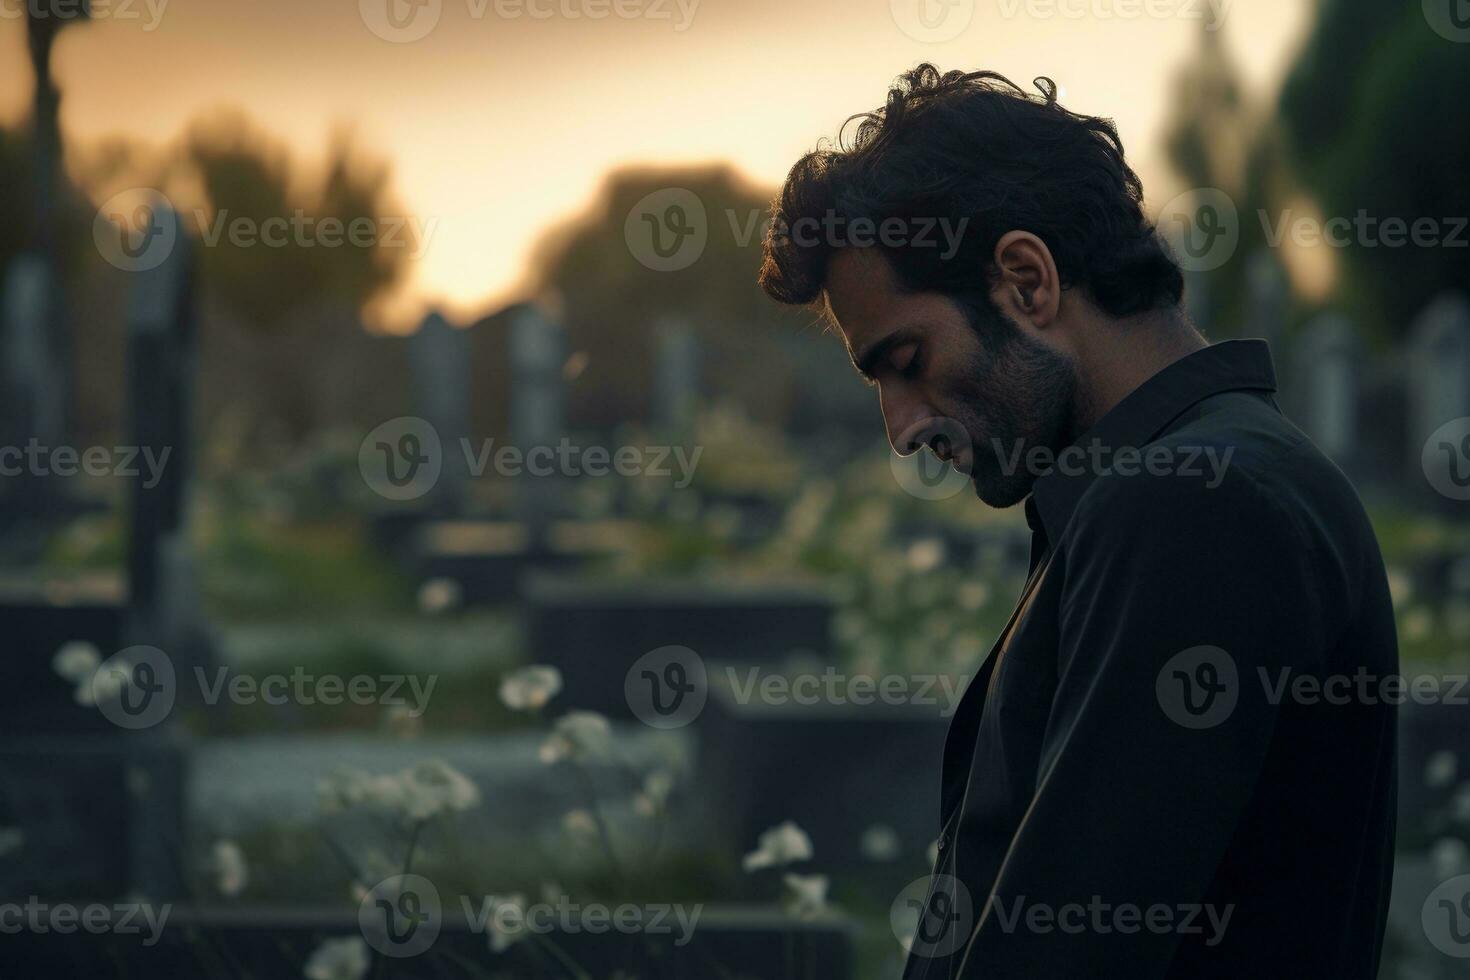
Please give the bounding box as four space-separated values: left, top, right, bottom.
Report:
1292 312 1361 467
0 203 195 906
1407 293 1470 494
509 303 566 548
700 674 951 876
654 316 699 435
1245 250 1287 355
409 310 470 516
0 254 63 454
525 574 834 718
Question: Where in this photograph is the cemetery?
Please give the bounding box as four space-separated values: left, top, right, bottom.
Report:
1 3 1469 978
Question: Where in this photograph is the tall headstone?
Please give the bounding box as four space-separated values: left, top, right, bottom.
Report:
654 316 700 435
1408 293 1470 474
1292 312 1360 465
409 310 470 515
126 204 198 649
0 254 63 456
509 304 566 544
1245 251 1288 355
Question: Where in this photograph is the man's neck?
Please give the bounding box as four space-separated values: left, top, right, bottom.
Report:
1071 308 1206 434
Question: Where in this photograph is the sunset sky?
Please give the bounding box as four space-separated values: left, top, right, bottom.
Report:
0 0 1311 328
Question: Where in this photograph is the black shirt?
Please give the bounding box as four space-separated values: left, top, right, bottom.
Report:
902 340 1398 979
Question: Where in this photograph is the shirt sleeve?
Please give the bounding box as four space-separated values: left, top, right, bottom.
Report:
954 464 1322 978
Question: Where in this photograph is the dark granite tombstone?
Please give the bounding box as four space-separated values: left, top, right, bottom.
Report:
525 575 835 717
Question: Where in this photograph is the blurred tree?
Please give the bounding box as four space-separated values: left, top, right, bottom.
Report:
1162 26 1292 339
180 112 411 334
1279 0 1470 333
525 165 870 436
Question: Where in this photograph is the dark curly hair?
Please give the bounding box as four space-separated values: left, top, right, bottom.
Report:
758 65 1183 321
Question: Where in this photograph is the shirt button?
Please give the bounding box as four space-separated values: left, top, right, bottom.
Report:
937 834 948 851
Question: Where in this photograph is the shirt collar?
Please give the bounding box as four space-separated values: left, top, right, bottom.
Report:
1027 339 1278 547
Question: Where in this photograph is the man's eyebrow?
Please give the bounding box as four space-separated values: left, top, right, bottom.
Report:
853 328 922 383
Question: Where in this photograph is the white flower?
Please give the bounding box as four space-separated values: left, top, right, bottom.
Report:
1402 607 1433 643
1427 751 1459 789
302 936 369 980
499 666 563 712
906 538 945 574
380 704 422 739
417 577 462 616
52 642 101 682
782 873 829 919
1431 837 1469 880
318 760 479 823
538 711 611 764
860 824 900 862
633 770 674 818
211 840 248 897
1385 567 1411 609
562 809 598 839
402 759 481 822
742 821 813 872
0 827 23 858
1453 783 1470 825
483 893 528 953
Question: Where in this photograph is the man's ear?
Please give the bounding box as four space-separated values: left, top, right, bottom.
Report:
990 231 1061 330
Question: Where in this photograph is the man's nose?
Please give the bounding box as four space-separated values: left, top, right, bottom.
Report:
883 398 934 457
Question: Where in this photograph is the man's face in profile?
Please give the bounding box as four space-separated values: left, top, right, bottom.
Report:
824 247 1076 508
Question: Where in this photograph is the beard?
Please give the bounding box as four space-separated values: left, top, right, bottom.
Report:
942 304 1079 508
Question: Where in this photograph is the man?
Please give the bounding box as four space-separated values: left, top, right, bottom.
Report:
758 66 1397 979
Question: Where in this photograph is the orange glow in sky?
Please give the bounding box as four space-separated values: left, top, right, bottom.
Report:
0 0 1310 329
